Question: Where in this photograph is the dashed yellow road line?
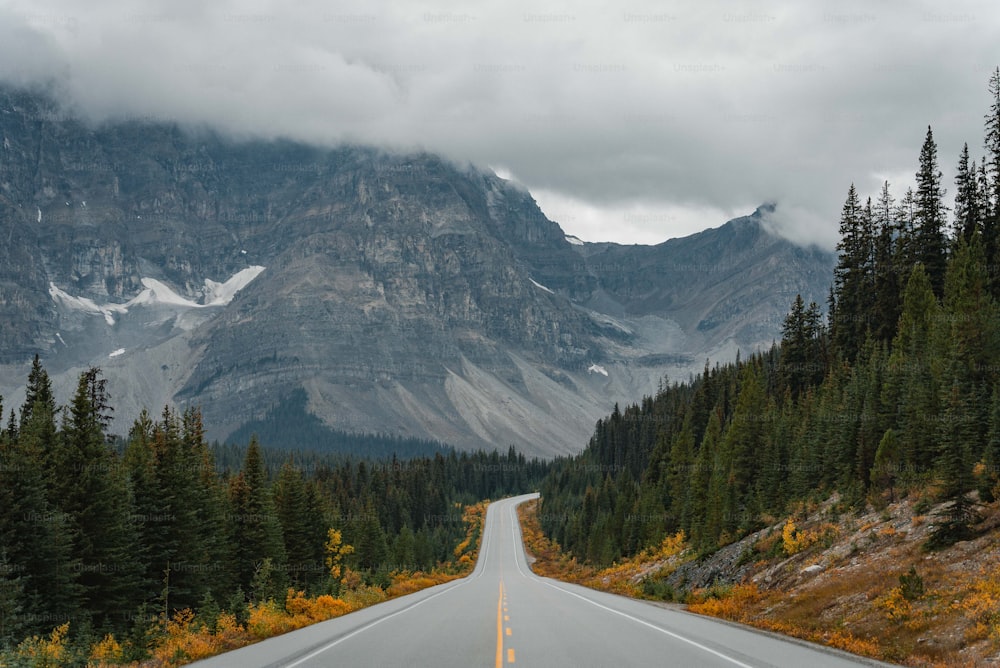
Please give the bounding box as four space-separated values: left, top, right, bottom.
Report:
508 648 515 663
496 580 504 668
506 627 511 636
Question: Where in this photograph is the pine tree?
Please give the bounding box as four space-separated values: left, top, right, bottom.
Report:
686 407 721 550
985 67 1000 222
354 500 389 571
665 410 695 526
781 295 824 397
873 181 902 343
126 407 229 615
832 184 875 359
941 234 1000 390
853 342 888 492
984 68 1000 299
954 143 981 244
273 461 315 587
54 368 141 631
928 381 978 548
895 187 919 271
756 394 791 514
0 361 81 632
888 264 941 481
915 126 949 295
179 407 233 600
228 437 287 598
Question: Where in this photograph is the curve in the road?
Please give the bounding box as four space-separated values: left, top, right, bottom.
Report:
191 493 893 668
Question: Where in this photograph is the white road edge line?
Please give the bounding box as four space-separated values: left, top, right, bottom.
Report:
509 500 754 668
536 579 754 668
507 504 528 577
283 574 468 666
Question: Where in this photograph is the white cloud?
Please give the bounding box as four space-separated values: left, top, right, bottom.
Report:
0 0 997 248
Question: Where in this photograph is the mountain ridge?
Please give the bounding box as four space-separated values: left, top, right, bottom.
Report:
0 85 835 456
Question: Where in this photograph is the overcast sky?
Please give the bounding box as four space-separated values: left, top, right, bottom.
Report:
1 0 997 248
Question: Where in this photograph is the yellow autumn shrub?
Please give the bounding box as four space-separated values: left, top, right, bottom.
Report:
88 633 123 666
15 622 70 667
688 584 762 622
874 586 912 621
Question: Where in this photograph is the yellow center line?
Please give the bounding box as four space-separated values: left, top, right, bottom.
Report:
495 580 504 668
508 648 515 663
505 627 511 636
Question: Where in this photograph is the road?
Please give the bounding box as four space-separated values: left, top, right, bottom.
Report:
192 493 891 667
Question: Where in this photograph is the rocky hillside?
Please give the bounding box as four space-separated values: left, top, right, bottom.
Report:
0 85 834 456
520 494 1000 666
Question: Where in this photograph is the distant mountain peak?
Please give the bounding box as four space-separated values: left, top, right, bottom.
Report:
0 87 835 457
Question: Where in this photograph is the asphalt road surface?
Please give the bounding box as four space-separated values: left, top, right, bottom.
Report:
192 493 892 667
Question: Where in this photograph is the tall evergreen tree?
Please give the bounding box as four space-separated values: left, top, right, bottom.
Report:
2 379 80 634
781 295 824 397
687 407 722 550
873 181 902 343
954 143 981 244
985 67 1000 221
984 68 1000 298
228 437 287 598
915 126 949 295
929 380 978 548
888 265 941 481
895 187 919 271
832 184 874 359
940 234 1000 391
54 368 141 632
273 461 316 588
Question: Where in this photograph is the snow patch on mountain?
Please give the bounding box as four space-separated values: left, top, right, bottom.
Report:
587 364 609 376
565 234 584 246
49 266 266 323
529 278 554 294
129 278 201 308
48 284 128 325
203 266 266 305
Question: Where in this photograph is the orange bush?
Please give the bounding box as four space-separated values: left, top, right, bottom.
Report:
874 586 911 622
248 600 298 639
88 633 124 666
688 584 762 622
954 568 1000 641
15 621 70 666
282 589 354 627
151 608 243 665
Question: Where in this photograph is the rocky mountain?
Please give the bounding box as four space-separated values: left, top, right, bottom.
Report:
0 85 835 457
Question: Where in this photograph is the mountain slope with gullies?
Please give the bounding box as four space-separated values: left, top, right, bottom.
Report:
0 85 834 456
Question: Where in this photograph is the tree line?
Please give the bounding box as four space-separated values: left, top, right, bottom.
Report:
0 359 546 656
538 67 1000 563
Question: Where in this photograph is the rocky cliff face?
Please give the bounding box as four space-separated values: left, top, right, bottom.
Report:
0 86 835 457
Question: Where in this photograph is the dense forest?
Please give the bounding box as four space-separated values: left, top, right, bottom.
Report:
224 388 453 460
0 360 546 656
538 68 1000 563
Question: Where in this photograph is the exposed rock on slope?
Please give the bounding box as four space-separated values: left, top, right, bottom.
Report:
0 86 835 456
